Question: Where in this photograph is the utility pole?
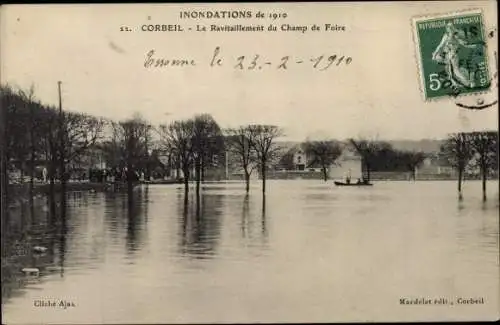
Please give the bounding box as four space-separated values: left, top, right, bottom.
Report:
58 81 66 196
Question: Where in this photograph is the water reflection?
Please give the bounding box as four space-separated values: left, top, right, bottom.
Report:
2 193 68 302
104 191 126 242
178 193 222 259
2 181 499 323
241 194 250 238
126 189 148 256
261 195 267 238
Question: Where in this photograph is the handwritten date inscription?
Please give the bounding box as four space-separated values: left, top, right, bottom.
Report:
144 47 352 71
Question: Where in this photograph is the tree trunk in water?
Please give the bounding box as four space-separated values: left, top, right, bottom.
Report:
183 169 189 194
482 165 487 201
29 149 35 224
49 157 57 220
245 170 250 193
127 168 134 203
201 157 205 183
322 166 327 182
29 151 35 196
261 161 266 194
29 121 35 195
49 175 56 224
195 191 201 220
458 167 463 200
61 172 67 212
195 159 201 197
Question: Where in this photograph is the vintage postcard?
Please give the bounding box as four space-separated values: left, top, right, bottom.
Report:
1 2 498 324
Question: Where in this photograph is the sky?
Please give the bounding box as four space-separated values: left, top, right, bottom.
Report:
1 2 498 141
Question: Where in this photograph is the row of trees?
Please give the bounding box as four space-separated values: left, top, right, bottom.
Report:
2 84 498 205
160 118 284 195
278 139 426 182
1 84 288 202
1 84 104 214
440 131 498 200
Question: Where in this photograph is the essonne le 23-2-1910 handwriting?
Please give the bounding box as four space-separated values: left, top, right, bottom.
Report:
143 47 353 71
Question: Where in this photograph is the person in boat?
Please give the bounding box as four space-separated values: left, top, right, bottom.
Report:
346 176 351 184
357 178 362 184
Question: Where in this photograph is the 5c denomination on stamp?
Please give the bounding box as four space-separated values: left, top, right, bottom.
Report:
412 9 491 100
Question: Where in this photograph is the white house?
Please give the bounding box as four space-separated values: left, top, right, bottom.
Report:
329 143 363 181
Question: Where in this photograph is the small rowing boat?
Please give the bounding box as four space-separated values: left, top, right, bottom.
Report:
334 181 373 186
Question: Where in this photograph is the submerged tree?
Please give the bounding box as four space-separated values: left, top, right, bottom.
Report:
302 139 342 181
2 85 63 216
398 150 426 181
191 114 224 195
159 119 195 194
112 114 151 197
440 133 474 199
468 131 498 201
17 85 39 193
226 126 258 192
248 125 283 194
60 111 104 196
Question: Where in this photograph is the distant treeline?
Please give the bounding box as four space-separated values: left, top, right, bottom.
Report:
1 84 498 203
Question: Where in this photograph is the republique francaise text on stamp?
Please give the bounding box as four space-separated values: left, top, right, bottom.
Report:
413 10 491 100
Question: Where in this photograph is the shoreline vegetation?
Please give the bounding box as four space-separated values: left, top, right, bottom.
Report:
1 82 498 217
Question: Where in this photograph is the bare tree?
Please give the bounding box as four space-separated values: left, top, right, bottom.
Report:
17 85 39 193
60 112 104 188
0 86 9 234
112 114 151 197
248 125 283 194
226 126 258 192
440 133 474 199
469 131 498 201
159 119 195 194
4 87 31 184
303 140 343 182
398 150 426 181
191 114 224 195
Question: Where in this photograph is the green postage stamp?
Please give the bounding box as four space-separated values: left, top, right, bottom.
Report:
413 9 491 100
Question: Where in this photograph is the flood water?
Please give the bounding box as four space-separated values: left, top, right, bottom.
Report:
2 180 499 323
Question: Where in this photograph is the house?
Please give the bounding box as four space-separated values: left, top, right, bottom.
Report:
416 153 455 176
69 145 107 173
293 148 307 171
329 142 363 181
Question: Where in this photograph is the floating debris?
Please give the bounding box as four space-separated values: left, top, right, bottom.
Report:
33 246 48 254
21 268 40 276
